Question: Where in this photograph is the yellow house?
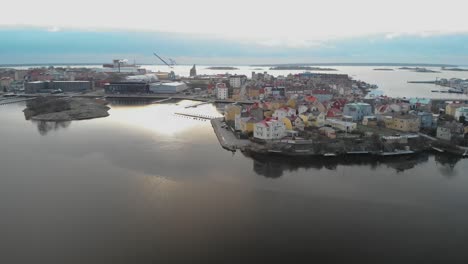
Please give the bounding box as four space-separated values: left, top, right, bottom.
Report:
224 104 242 122
384 114 420 132
306 112 326 127
266 101 286 111
240 117 256 133
446 103 467 116
281 117 293 130
299 114 310 127
287 98 297 109
264 110 273 118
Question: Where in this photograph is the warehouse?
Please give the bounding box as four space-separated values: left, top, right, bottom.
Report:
149 82 188 94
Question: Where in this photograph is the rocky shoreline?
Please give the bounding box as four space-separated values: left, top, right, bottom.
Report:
23 97 110 121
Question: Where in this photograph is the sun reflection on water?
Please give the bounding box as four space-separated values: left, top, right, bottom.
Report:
107 100 223 136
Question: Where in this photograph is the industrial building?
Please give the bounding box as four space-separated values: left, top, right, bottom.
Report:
149 82 188 94
104 82 149 94
25 81 92 93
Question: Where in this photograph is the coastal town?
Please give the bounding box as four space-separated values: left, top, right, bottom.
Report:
1 61 468 157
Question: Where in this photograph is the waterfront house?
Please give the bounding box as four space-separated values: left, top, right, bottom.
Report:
436 122 464 141
224 104 242 123
319 127 337 139
384 114 420 132
343 102 372 121
253 119 286 140
325 119 357 132
240 117 256 134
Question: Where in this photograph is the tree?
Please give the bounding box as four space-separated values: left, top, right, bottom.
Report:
459 115 466 124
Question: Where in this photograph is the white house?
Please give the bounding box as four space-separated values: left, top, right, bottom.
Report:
272 107 296 120
325 119 357 132
298 105 309 115
254 119 286 140
216 83 229 100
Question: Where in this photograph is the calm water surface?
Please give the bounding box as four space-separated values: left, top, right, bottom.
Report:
1 101 468 263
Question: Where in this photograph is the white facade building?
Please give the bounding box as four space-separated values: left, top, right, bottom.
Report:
217 86 229 99
325 119 357 132
254 120 286 140
149 82 188 93
229 76 242 88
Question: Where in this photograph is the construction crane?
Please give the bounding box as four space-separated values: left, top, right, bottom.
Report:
153 52 174 68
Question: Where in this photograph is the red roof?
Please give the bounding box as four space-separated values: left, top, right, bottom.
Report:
327 108 342 117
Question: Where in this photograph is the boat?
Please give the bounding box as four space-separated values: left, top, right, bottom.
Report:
431 147 444 153
2 93 16 97
323 153 337 157
378 150 414 156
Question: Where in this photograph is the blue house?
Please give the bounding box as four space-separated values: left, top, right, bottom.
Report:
417 112 433 129
343 103 372 121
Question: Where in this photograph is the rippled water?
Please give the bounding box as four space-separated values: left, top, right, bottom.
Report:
1 101 468 263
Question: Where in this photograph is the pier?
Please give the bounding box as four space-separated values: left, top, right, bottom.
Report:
211 118 250 151
0 97 36 105
152 97 173 103
174 112 219 120
184 101 214 108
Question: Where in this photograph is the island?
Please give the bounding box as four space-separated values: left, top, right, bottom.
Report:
373 68 394 71
23 96 110 121
441 67 468 72
398 67 440 73
205 66 239 70
269 66 337 71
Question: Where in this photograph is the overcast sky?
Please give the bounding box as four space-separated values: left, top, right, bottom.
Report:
1 0 468 64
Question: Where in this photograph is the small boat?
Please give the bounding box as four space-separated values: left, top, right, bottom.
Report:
323 153 337 157
379 150 414 156
431 147 444 153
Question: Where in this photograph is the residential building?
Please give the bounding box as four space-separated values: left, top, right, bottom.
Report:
229 75 246 88
1 77 13 91
272 107 295 120
409 98 431 111
240 117 256 134
319 127 337 139
311 90 333 102
384 114 420 132
216 83 229 100
436 122 464 141
253 119 286 140
417 112 433 129
325 119 357 132
306 112 326 127
343 102 372 121
445 103 467 116
224 104 242 122
362 116 378 126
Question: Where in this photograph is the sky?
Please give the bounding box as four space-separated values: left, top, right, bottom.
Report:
1 0 468 65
